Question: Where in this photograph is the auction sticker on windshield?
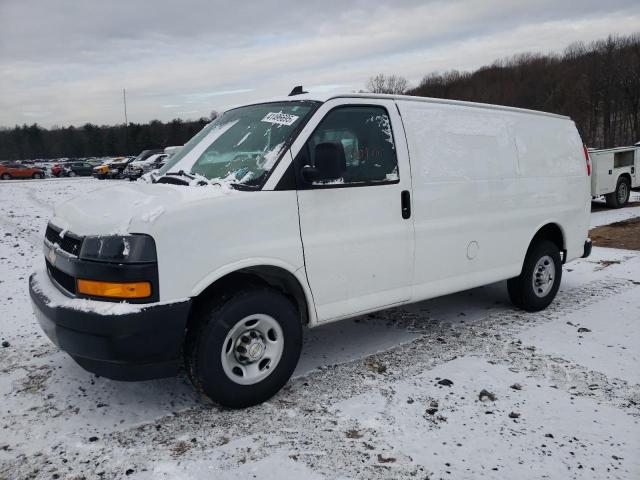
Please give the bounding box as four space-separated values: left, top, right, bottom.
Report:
262 112 299 126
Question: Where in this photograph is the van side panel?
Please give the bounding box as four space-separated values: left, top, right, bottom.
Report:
511 114 589 262
396 100 588 302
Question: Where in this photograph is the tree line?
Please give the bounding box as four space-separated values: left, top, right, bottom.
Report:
0 117 212 161
403 34 639 149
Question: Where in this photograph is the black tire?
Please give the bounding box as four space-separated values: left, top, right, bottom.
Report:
32 173 42 179
605 177 630 208
68 171 76 177
508 240 562 312
1 173 11 180
185 287 302 408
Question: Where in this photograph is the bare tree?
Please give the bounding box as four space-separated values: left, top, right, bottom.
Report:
408 34 640 148
366 74 409 94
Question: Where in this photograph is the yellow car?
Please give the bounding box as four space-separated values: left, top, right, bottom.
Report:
92 157 126 179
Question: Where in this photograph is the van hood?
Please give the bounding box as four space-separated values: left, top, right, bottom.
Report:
50 182 236 236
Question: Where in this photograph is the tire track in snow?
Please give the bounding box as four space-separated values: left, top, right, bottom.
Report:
21 185 55 212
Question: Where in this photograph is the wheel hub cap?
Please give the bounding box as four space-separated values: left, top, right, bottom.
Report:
235 331 266 362
220 314 284 386
618 183 627 203
532 255 555 298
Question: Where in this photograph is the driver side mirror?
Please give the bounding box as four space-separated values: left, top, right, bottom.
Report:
301 141 346 183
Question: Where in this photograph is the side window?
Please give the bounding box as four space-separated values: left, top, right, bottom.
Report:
306 106 398 185
614 151 634 168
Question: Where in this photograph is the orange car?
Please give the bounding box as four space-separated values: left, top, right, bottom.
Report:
0 163 45 180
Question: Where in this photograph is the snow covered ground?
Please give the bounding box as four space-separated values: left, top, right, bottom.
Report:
0 178 639 479
591 190 640 227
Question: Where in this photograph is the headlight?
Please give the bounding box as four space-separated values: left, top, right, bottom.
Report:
79 234 157 263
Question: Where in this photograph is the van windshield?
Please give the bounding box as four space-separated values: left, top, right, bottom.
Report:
157 101 316 188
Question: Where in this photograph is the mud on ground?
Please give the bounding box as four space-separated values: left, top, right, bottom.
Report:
590 217 640 250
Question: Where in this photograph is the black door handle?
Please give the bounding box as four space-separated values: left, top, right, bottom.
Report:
401 190 411 219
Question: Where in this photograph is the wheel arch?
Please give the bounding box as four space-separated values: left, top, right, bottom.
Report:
618 172 632 185
190 261 317 327
526 222 566 263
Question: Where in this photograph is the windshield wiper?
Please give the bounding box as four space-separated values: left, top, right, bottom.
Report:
155 170 194 185
166 170 195 180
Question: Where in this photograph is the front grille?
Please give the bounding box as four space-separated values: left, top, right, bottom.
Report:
47 261 76 294
45 224 83 256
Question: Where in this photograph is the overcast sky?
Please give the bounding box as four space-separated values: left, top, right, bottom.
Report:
1 0 638 128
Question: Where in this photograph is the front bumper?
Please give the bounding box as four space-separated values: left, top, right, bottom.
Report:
29 270 191 381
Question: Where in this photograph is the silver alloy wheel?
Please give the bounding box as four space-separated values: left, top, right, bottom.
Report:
532 255 555 298
220 314 284 386
617 181 628 204
68 171 76 177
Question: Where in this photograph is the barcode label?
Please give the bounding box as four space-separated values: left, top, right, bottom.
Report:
262 112 299 126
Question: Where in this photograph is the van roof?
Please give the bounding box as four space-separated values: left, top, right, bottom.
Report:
589 145 639 154
244 92 570 121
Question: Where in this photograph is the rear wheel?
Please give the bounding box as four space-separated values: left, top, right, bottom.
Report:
1 173 11 180
185 287 302 408
605 177 630 208
67 170 76 177
508 240 562 312
32 172 43 179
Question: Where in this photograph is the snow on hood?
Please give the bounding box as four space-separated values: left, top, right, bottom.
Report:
50 182 237 236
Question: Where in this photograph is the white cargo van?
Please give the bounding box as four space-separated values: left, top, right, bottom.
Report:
589 144 639 207
30 90 592 408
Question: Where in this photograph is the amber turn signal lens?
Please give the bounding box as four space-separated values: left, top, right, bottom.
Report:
77 279 151 299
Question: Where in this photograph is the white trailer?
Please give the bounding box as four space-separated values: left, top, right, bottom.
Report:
589 143 640 208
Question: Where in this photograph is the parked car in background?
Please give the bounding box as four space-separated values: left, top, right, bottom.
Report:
123 153 168 181
105 150 162 179
0 163 45 180
51 161 94 177
105 156 136 179
33 163 50 176
589 144 639 208
31 91 592 408
163 145 182 157
50 163 66 177
93 158 125 179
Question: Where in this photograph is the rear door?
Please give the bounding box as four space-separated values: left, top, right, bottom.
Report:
594 153 615 195
292 99 414 322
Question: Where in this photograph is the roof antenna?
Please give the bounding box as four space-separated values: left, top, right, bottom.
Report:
288 85 307 96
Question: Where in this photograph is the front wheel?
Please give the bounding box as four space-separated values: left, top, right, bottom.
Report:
185 287 302 408
1 173 11 180
67 170 77 177
508 240 562 312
